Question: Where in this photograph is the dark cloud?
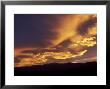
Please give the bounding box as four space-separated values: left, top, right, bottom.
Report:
21 48 64 54
14 55 32 63
14 14 57 48
77 16 97 36
15 14 93 48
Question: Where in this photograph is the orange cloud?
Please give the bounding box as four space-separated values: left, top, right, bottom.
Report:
14 14 97 67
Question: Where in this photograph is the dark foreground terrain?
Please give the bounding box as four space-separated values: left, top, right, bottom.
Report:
14 62 97 76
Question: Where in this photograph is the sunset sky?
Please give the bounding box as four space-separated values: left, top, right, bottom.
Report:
14 14 97 67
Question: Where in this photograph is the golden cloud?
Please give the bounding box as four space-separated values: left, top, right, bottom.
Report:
14 14 97 67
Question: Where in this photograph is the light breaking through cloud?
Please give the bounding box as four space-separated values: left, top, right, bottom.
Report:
14 14 97 67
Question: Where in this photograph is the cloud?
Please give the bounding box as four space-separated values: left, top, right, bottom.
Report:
15 14 96 48
77 15 97 36
14 14 97 67
14 48 87 67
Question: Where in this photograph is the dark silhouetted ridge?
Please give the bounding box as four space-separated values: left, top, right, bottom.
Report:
14 62 97 76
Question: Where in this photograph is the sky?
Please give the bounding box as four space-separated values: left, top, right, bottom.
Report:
14 14 97 67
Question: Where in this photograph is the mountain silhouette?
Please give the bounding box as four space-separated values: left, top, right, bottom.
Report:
14 62 97 76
